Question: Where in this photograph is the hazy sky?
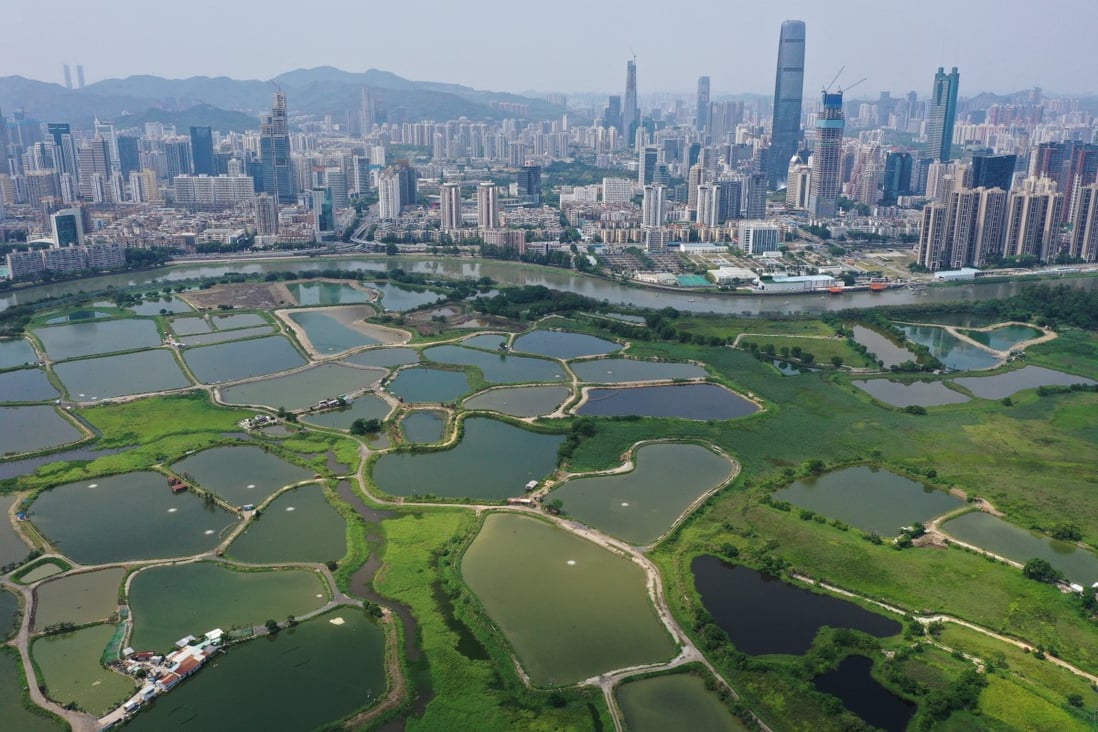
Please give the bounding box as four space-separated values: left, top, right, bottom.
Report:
4 0 1095 97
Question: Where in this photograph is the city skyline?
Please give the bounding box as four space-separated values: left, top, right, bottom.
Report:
2 1 1096 97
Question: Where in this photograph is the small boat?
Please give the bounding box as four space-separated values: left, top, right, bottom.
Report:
828 285 845 294
869 277 888 292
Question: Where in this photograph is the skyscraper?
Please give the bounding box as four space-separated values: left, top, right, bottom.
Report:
1004 177 1063 260
695 76 711 135
641 184 665 228
882 151 913 202
809 91 844 218
622 59 639 150
477 182 500 229
768 20 806 188
1070 184 1098 262
926 67 960 162
255 194 279 236
63 65 72 90
76 65 85 89
971 153 1016 192
638 146 658 186
189 126 215 176
259 91 294 203
440 182 462 232
378 167 401 220
518 164 541 206
603 96 622 134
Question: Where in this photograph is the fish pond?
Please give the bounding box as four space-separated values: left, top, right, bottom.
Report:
55 349 191 400
571 358 707 383
953 365 1096 400
852 378 971 408
0 367 57 402
0 648 64 732
0 338 37 369
177 325 275 347
578 384 758 420
171 446 314 507
0 406 83 456
301 394 392 430
287 308 386 355
551 443 734 545
32 623 135 715
125 609 386 732
773 466 964 536
227 485 346 565
401 411 446 443
942 511 1098 586
849 326 915 368
901 325 1000 371
387 367 470 403
813 655 915 732
512 330 622 359
617 674 749 732
287 281 373 305
0 495 32 566
34 318 162 361
0 590 18 639
461 513 677 684
44 309 112 324
424 344 565 384
182 336 307 384
464 385 571 417
128 562 328 651
461 333 513 351
33 567 126 629
342 346 419 369
691 556 901 655
167 316 213 335
372 418 563 500
961 324 1042 351
373 282 444 311
129 298 192 316
30 472 235 564
220 362 385 410
210 313 267 329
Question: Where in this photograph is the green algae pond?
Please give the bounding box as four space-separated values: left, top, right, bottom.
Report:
14 559 66 584
571 358 707 383
0 337 38 369
171 445 314 507
0 648 63 732
551 443 734 545
617 673 748 732
34 319 162 361
424 344 566 384
461 513 676 685
0 495 32 566
773 466 963 536
130 298 192 316
577 384 758 420
852 378 971 407
29 472 236 564
54 350 191 401
181 336 307 384
372 417 563 500
128 562 328 651
401 410 446 443
167 316 212 335
32 623 134 715
301 394 392 430
0 368 57 402
341 346 419 369
219 362 386 410
33 567 126 629
0 589 19 639
0 406 84 456
124 608 386 732
387 367 470 403
463 385 571 417
227 485 346 565
849 325 915 369
209 313 267 329
512 330 622 359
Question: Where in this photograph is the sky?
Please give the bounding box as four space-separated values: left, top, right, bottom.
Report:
3 0 1096 98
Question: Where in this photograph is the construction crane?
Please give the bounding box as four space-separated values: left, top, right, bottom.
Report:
823 66 846 93
839 77 868 94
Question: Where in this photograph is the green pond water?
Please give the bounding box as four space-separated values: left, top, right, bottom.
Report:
953 366 1096 400
125 609 386 732
0 648 64 731
618 674 748 732
55 349 191 400
942 512 1098 586
577 384 758 420
342 346 419 369
35 319 162 361
16 561 66 583
167 316 212 335
464 385 571 417
130 298 192 316
373 418 563 500
401 411 445 443
288 310 381 354
373 282 443 311
850 326 915 369
228 485 346 564
287 281 373 305
0 338 37 369
852 379 971 407
182 336 307 384
177 325 275 347
387 367 471 403
44 309 111 324
571 358 707 383
773 466 963 536
0 495 32 566
461 333 513 351
32 624 134 715
172 446 313 507
34 568 125 629
30 472 235 564
961 325 1041 351
462 513 676 684
551 443 734 545
220 362 386 410
0 367 57 402
0 590 18 640
128 563 327 651
0 406 83 456
301 395 392 430
210 313 267 329
424 344 566 383
901 325 1001 371
512 330 622 359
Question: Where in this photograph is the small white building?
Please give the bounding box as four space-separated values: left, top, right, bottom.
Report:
756 274 836 292
934 267 979 281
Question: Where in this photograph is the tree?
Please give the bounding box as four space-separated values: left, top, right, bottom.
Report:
265 619 281 634
1022 558 1064 584
350 418 382 435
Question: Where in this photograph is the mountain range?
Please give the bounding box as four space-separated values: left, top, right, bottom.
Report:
0 67 564 132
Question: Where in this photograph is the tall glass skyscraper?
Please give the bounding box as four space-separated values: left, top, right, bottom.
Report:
259 91 294 203
189 125 214 176
809 91 844 219
695 76 711 135
926 67 960 163
769 20 806 188
623 59 638 150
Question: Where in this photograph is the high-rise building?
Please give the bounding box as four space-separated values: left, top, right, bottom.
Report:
378 167 401 220
739 221 780 255
768 20 806 188
360 87 377 136
76 64 85 89
695 76 711 135
396 161 418 208
51 208 84 247
1070 184 1098 262
809 92 844 218
259 91 295 203
117 135 140 177
603 96 622 135
255 193 279 236
189 126 215 176
971 153 1016 192
623 59 639 149
926 67 960 162
1004 177 1063 261
786 159 812 209
63 65 72 90
440 182 462 232
696 184 718 226
477 182 499 229
916 187 1008 270
717 179 743 222
881 151 913 202
744 173 768 219
518 164 541 205
638 146 658 186
641 184 665 228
